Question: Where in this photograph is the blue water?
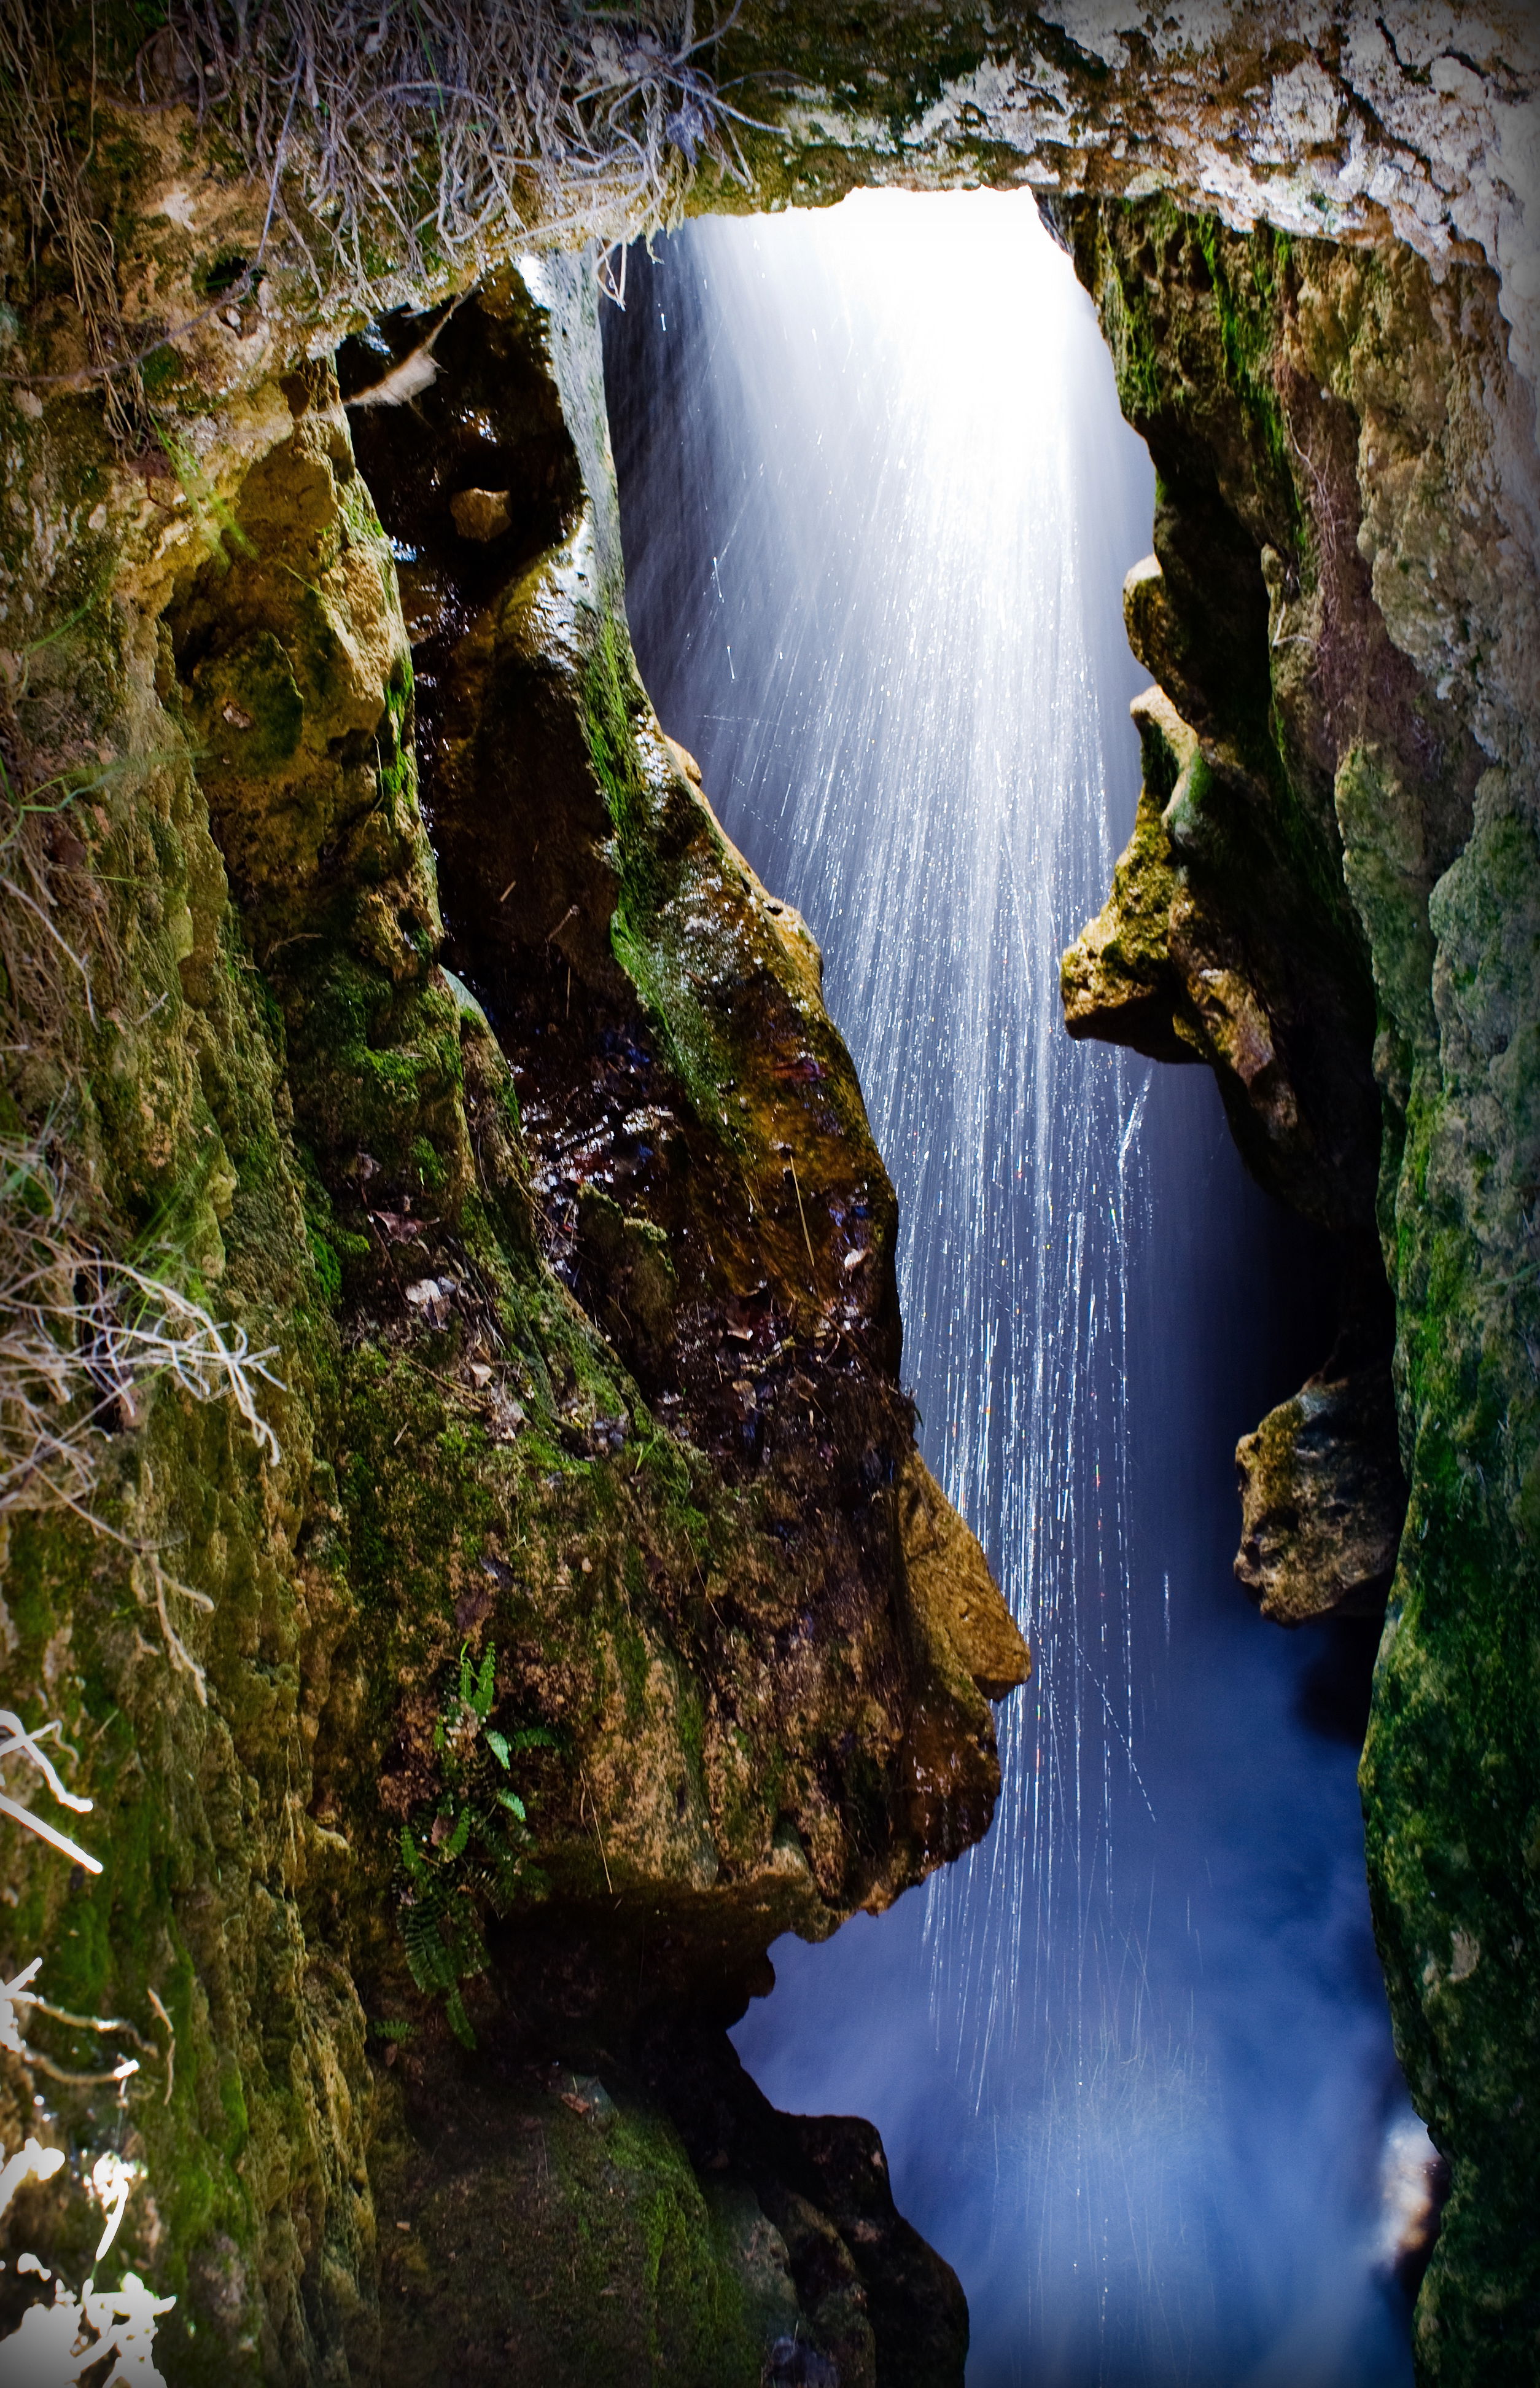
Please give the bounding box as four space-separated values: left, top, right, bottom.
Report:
604 190 1417 2387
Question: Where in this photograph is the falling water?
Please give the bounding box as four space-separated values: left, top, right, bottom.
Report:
604 192 1418 2386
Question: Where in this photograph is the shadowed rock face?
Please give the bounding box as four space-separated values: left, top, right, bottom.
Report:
1061 665 1377 1215
1064 635 1411 1623
340 265 1021 1927
367 2022 968 2388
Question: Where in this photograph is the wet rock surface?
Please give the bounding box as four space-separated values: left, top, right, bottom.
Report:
0 211 1015 2385
340 260 1015 1921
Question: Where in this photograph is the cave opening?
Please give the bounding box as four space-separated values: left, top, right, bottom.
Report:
4 15 1536 2383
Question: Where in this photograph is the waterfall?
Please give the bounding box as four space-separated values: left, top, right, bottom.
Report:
605 190 1417 2388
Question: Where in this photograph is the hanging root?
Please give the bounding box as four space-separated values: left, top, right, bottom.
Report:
0 1 761 407
0 1130 284 1518
132 1548 215 1705
0 1709 99 1871
162 0 758 282
0 1130 283 1693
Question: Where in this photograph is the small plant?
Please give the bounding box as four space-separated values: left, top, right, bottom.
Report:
395 1641 557 2048
368 2015 416 2046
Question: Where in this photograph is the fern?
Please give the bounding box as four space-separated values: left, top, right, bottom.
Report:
464 1643 497 1720
401 1900 455 1997
443 1988 476 2052
392 1641 559 2048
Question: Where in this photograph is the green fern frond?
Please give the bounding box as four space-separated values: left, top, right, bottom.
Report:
403 1903 455 1995
444 1986 476 2051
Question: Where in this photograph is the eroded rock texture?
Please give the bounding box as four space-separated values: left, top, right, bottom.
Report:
0 226 1013 2388
1235 1360 1406 1623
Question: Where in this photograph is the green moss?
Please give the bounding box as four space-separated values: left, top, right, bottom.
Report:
294 1142 345 1308
1353 786 1540 2374
1191 215 1297 502
583 608 653 889
611 1610 653 1724
138 346 185 401
574 611 750 1137
281 948 466 1185
376 2078 769 2386
197 630 305 770
1097 236 1167 424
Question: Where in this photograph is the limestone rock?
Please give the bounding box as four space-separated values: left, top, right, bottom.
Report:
1056 194 1540 2378
448 486 514 542
898 1451 1030 1702
1062 669 1353 1222
1235 1365 1406 1624
0 242 1012 2378
1062 682 1202 1069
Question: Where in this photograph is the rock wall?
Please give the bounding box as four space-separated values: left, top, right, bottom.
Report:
0 149 1020 2388
1 7 1537 2384
1054 196 1539 2386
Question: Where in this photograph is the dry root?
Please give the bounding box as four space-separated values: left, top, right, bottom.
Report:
0 1130 283 1694
0 1 758 412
